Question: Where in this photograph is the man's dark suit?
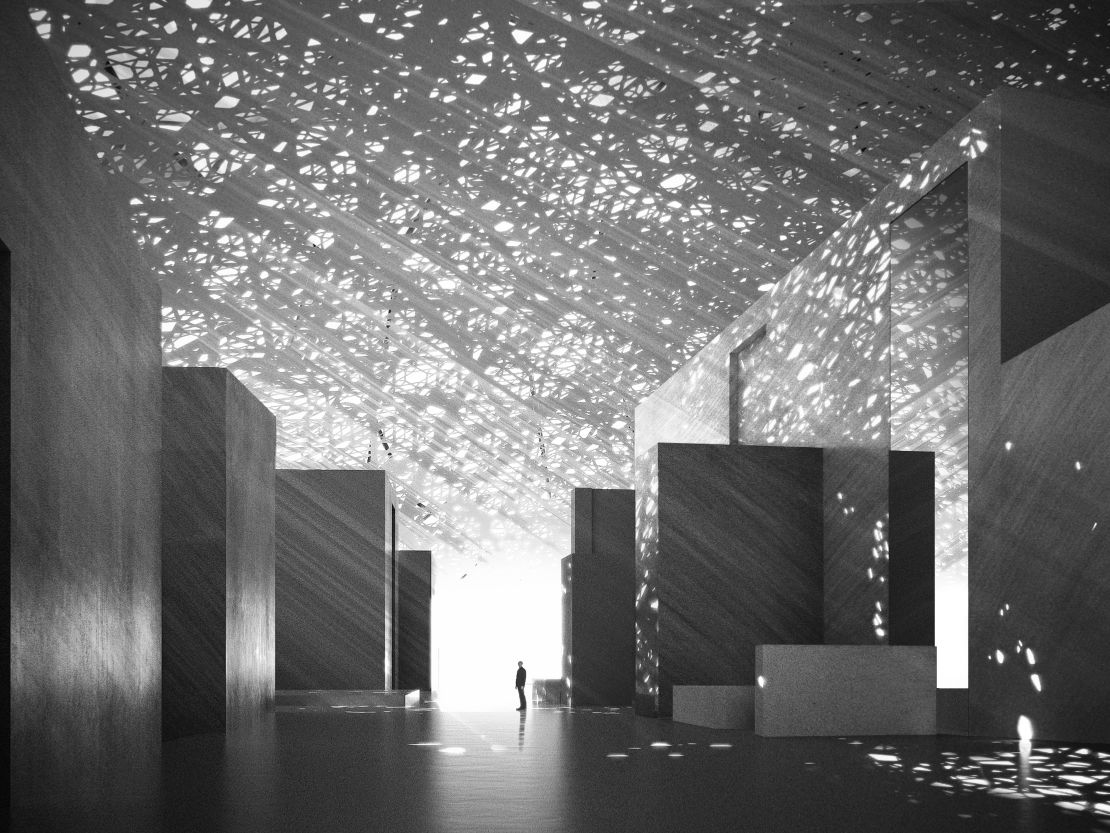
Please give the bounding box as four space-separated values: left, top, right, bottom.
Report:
515 664 527 710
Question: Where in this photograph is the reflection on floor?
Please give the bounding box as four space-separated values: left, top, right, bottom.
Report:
20 707 1110 832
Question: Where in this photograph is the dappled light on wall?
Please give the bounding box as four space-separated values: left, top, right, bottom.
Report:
890 165 969 575
634 449 660 712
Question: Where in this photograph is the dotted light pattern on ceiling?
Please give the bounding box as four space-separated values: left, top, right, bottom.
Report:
29 0 1110 574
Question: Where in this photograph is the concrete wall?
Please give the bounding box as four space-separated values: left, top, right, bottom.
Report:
384 484 396 689
755 645 937 737
225 374 278 729
634 89 1110 740
888 451 936 646
968 92 1110 742
823 449 934 645
565 488 636 707
161 368 275 739
561 554 573 690
396 549 432 692
889 163 968 596
821 447 890 643
276 469 393 690
634 98 978 670
636 444 824 717
4 4 163 823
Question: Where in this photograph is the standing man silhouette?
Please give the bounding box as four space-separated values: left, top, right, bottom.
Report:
515 661 527 710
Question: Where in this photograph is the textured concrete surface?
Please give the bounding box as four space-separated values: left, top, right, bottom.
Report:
276 470 394 690
755 645 937 737
225 373 278 730
968 92 1110 743
561 554 573 690
633 96 979 685
565 488 636 707
3 5 162 821
889 163 969 621
275 690 419 709
396 549 432 692
672 685 754 730
822 447 889 644
997 94 1110 360
637 443 824 716
888 451 935 646
822 448 934 647
970 301 1110 741
161 368 276 740
937 688 969 736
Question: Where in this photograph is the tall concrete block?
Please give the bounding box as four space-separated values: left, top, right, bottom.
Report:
888 451 935 646
634 100 980 692
968 92 1110 743
561 554 573 688
822 447 890 644
276 469 395 690
565 488 636 707
636 444 824 717
4 6 162 823
396 549 432 692
161 367 276 740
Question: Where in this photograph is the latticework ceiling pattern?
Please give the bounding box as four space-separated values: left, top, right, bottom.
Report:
29 0 1110 573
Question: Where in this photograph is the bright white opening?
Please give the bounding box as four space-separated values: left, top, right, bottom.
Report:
935 564 968 687
432 559 562 711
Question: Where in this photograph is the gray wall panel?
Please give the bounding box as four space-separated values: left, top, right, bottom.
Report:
161 368 276 740
638 444 823 716
3 5 162 818
822 447 889 644
565 488 636 707
276 469 390 690
888 451 935 646
561 555 573 688
634 100 978 678
970 305 1110 741
161 368 227 741
225 375 277 728
396 549 432 692
998 95 1110 361
968 92 1110 743
755 645 937 737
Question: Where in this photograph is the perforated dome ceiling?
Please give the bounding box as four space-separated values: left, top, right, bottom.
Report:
29 0 1110 575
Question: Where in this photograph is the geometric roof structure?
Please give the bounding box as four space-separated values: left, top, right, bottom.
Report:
28 0 1110 576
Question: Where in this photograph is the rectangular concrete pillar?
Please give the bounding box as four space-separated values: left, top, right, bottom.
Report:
5 5 164 818
968 92 1110 743
823 449 935 646
561 554 573 688
396 549 432 692
888 450 935 645
276 470 395 690
822 447 890 644
565 488 635 707
636 443 824 716
161 367 276 740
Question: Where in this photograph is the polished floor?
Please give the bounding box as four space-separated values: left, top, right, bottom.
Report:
17 705 1110 832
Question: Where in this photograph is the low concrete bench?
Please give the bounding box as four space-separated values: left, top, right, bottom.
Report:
755 645 936 736
276 689 420 710
672 685 754 729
